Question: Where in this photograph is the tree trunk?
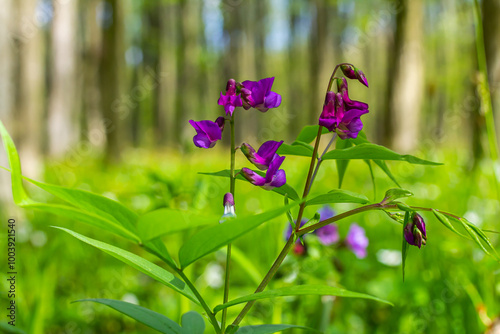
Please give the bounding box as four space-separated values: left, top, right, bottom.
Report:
99 0 125 162
482 0 500 143
47 0 79 157
383 0 424 152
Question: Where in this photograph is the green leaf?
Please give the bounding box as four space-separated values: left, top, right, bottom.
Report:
0 122 139 242
179 202 299 268
74 299 183 334
382 188 413 204
276 143 313 157
451 217 500 261
396 202 413 212
213 284 392 313
306 190 369 206
373 160 401 187
295 125 329 143
402 211 410 281
200 170 300 201
55 227 199 304
432 210 466 238
0 322 27 334
181 311 205 334
236 324 320 334
335 138 353 188
142 239 177 268
137 208 219 241
364 159 376 199
322 143 442 165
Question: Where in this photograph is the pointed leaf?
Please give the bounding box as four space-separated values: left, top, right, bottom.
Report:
74 299 182 334
322 143 442 165
236 324 320 334
373 160 401 187
200 170 300 201
336 138 352 188
364 159 376 199
142 239 177 268
306 190 369 206
276 143 313 157
179 202 299 268
432 210 466 238
213 284 392 313
382 189 413 205
451 217 500 260
181 311 205 334
54 227 199 304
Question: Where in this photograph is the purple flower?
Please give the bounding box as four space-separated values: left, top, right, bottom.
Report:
220 192 236 223
240 77 282 112
346 223 369 258
314 206 339 246
404 213 427 248
340 64 369 87
240 140 284 170
218 79 243 116
241 155 286 190
189 117 225 149
318 91 368 140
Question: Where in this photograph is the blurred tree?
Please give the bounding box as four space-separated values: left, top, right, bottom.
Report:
15 0 45 177
382 0 424 152
482 0 500 139
99 0 125 162
47 0 79 157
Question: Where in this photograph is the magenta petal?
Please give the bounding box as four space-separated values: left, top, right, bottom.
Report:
319 118 337 132
193 133 214 148
241 168 266 186
264 91 282 109
266 169 286 189
189 119 222 149
342 109 369 123
257 141 283 161
265 155 286 183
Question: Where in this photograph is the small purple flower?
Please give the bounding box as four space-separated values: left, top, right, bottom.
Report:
240 140 284 170
340 64 369 87
218 79 243 116
240 77 282 112
241 155 286 190
189 117 225 149
404 213 427 248
318 91 368 140
220 192 236 223
314 206 339 246
346 223 369 258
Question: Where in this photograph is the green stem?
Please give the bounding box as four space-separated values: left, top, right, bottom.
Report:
307 133 337 194
473 0 500 199
177 270 222 334
143 245 221 333
222 115 237 332
230 235 296 328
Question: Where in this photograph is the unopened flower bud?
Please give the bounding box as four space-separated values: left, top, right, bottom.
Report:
220 193 236 223
404 213 427 248
340 64 357 79
355 68 369 87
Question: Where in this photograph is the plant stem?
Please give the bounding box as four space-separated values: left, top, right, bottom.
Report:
222 115 237 332
230 235 296 328
177 270 222 334
307 133 337 194
473 0 500 199
298 203 382 235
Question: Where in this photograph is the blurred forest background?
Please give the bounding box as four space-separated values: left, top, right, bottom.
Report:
0 0 499 178
1 0 500 333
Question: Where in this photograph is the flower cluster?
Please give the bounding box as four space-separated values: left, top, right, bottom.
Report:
319 64 369 139
284 205 369 258
190 77 286 190
404 213 427 248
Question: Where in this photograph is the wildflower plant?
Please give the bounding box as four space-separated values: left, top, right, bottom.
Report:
1 62 498 333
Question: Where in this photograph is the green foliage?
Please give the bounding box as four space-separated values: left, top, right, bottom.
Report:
214 285 392 313
55 227 200 304
382 188 414 205
235 324 320 333
305 190 369 206
322 143 442 165
75 299 184 334
178 202 299 268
